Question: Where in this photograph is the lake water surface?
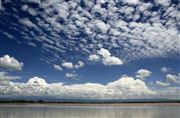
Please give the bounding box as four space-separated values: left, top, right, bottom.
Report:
0 104 179 118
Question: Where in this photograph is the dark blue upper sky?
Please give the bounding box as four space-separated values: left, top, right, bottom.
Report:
0 0 179 100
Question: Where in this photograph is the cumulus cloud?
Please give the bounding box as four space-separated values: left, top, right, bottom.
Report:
0 55 23 71
98 48 111 58
166 74 177 83
27 76 47 86
0 75 155 99
156 73 180 87
1 1 179 64
89 48 123 66
135 69 152 80
0 71 20 95
61 60 84 69
88 54 100 61
53 64 63 71
61 61 74 69
102 56 123 66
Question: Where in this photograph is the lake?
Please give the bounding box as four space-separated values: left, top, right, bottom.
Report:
0 104 179 118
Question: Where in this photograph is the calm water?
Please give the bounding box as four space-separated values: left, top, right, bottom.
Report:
0 104 179 118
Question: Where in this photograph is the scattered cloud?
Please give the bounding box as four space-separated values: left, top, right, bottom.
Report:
88 54 100 61
61 60 84 69
74 61 84 69
61 61 74 69
135 69 152 80
166 74 177 83
0 71 20 82
53 64 63 71
65 73 78 80
19 18 36 28
156 80 170 87
156 73 180 87
1 1 179 64
89 48 123 66
0 55 23 71
161 67 170 73
102 56 123 66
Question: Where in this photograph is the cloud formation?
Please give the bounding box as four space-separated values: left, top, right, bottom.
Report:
61 61 84 69
89 48 123 66
0 0 179 64
161 67 170 73
0 71 20 81
61 61 74 69
135 69 152 80
74 61 85 69
53 64 63 71
156 73 180 87
88 54 100 61
0 74 155 99
0 55 23 71
166 74 180 83
156 80 170 87
65 73 78 79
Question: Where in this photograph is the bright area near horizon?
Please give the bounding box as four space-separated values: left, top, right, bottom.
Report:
0 0 179 101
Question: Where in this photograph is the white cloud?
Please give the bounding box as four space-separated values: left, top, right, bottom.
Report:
155 0 171 6
156 87 180 99
88 54 100 61
156 73 180 87
89 48 123 66
61 61 74 69
161 67 170 73
61 61 84 69
102 56 123 66
65 73 78 79
166 74 177 83
0 0 3 11
122 0 140 5
94 20 110 34
0 71 20 82
135 69 152 80
0 1 179 64
74 61 84 69
53 64 63 71
156 80 170 87
27 76 47 87
0 55 23 71
98 48 111 58
0 75 155 99
19 18 36 28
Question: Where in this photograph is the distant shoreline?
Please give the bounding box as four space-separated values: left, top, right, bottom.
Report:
0 102 180 106
0 99 180 106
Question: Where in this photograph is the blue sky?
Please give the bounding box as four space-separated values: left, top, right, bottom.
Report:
0 0 179 100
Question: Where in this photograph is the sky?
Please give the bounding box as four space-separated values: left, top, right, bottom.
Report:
0 0 179 100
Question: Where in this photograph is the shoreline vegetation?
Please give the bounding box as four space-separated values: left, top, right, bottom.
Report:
0 99 180 106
